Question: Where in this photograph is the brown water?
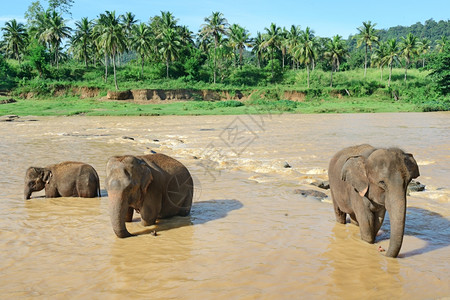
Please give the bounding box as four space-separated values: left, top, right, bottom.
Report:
0 113 448 299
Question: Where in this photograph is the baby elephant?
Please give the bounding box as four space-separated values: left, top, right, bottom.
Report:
24 161 100 199
328 144 419 258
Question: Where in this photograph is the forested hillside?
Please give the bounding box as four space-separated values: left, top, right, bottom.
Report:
377 19 450 44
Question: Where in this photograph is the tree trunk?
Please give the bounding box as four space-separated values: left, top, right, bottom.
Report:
112 51 118 90
307 64 310 88
104 53 108 83
388 64 392 87
166 58 169 79
364 44 368 78
404 59 408 82
141 55 145 79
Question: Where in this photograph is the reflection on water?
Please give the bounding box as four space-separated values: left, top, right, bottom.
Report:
0 113 448 298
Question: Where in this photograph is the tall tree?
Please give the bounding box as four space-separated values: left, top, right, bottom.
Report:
324 35 348 87
294 27 317 88
71 17 93 67
38 10 71 68
159 27 182 78
229 24 251 68
1 19 28 62
356 21 379 78
121 12 138 52
200 12 229 84
371 41 388 80
97 11 126 90
131 23 153 78
48 0 74 16
250 32 265 68
262 22 282 78
435 35 448 53
385 39 400 87
417 38 431 68
399 33 418 82
286 25 302 69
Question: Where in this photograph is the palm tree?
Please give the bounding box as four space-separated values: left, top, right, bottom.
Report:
200 11 229 84
324 35 348 87
131 23 153 78
229 24 251 68
97 11 126 90
294 27 317 88
417 38 431 67
371 41 388 80
435 35 448 53
385 39 400 87
38 10 71 68
399 33 418 82
251 32 265 68
356 21 379 78
262 22 282 78
1 19 27 62
71 17 93 67
286 25 302 69
120 12 138 55
159 27 182 78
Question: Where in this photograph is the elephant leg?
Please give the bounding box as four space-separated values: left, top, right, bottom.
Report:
350 213 359 226
352 197 377 243
140 190 162 226
125 207 134 222
45 185 60 198
332 201 347 224
178 192 193 217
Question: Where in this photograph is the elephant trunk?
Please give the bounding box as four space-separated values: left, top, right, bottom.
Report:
24 187 32 200
108 189 133 238
385 193 407 258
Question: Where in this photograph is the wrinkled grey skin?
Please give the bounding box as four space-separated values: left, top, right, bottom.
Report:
328 144 420 258
106 153 193 238
24 161 100 200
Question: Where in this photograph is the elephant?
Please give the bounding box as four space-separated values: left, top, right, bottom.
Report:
24 161 100 200
105 153 193 238
328 144 420 258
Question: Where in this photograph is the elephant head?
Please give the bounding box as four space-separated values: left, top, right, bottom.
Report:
106 156 153 238
24 167 52 200
341 148 419 257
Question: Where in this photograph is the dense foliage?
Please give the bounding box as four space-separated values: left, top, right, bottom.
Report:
0 1 449 111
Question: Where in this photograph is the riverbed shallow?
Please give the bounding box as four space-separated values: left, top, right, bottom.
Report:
0 112 448 299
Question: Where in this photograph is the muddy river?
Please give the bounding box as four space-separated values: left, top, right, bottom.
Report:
0 112 448 299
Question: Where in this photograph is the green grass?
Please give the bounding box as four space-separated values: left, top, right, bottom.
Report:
0 95 424 117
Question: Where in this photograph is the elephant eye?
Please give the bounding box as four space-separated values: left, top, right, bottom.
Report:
378 181 387 189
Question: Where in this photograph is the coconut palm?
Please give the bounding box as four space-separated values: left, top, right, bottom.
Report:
97 11 126 90
251 32 265 68
356 21 379 78
131 23 153 78
262 22 282 78
417 38 431 68
120 12 138 53
71 17 93 67
399 33 418 82
200 11 229 84
159 27 182 78
1 19 27 62
435 35 448 53
385 39 400 87
294 27 317 88
286 25 302 69
324 35 348 87
229 24 251 68
371 41 388 80
38 10 71 68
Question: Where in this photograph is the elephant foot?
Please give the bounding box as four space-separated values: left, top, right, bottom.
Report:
141 218 156 227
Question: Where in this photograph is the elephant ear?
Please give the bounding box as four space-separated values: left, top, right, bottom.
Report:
341 156 369 197
138 159 153 192
404 153 420 180
43 169 52 184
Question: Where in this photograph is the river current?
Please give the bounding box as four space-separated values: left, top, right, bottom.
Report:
0 112 448 299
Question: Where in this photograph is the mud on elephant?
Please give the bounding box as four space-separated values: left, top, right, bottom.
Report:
105 153 193 238
24 161 101 199
328 144 420 258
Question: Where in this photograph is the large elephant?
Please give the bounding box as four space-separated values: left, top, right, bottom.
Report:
106 153 193 238
328 144 420 258
24 161 100 199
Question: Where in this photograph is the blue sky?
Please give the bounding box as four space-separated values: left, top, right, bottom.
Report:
1 0 449 38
